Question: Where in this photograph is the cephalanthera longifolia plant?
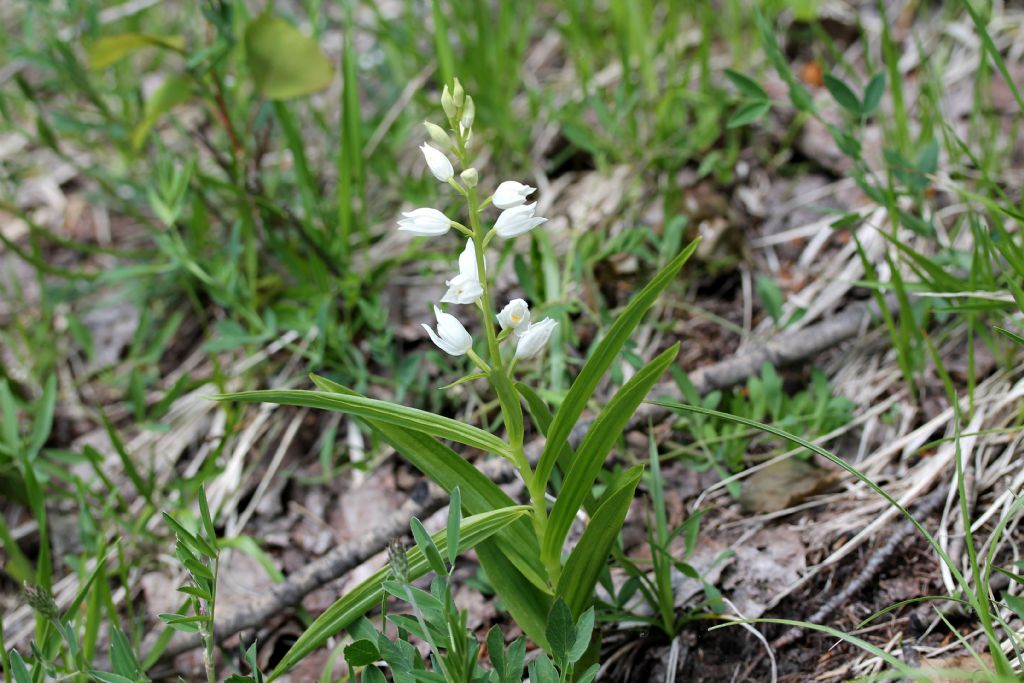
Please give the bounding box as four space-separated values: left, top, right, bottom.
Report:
217 80 698 678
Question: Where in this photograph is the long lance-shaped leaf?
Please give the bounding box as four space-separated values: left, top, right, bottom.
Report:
214 389 511 457
474 540 553 650
556 466 643 617
267 506 530 680
542 344 678 573
308 375 548 591
516 382 578 480
534 240 698 491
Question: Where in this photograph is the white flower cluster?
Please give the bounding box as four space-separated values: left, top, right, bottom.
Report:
400 82 557 366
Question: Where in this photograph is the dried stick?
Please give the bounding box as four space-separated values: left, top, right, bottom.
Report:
770 483 950 649
154 461 517 661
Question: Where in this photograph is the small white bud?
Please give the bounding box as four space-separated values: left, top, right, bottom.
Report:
452 78 465 107
460 168 478 187
397 208 451 236
441 85 456 120
460 95 475 131
515 318 558 360
494 202 547 239
492 181 535 209
424 121 452 149
420 143 454 182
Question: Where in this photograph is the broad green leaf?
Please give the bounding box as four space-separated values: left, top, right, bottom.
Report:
267 506 530 679
474 540 552 651
862 72 886 115
306 375 547 590
362 666 387 683
824 74 862 116
727 101 771 129
724 69 768 100
344 639 381 667
542 345 678 571
535 240 698 490
86 33 184 70
545 598 575 661
244 14 333 100
132 75 192 150
569 608 595 664
9 649 31 683
215 389 511 458
556 466 643 617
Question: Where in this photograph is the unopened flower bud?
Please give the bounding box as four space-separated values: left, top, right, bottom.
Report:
424 121 452 149
460 95 475 131
23 582 59 622
420 143 454 182
460 167 478 187
441 85 456 120
452 78 465 107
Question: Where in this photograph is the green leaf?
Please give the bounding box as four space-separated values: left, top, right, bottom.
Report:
556 466 643 617
86 33 184 70
569 608 595 664
244 14 334 100
516 382 581 492
27 375 56 458
306 375 546 590
410 517 447 577
542 345 678 572
132 75 192 150
474 540 553 651
528 653 559 683
89 672 136 683
545 598 576 661
535 240 698 490
344 639 381 667
862 72 886 115
267 506 530 680
724 69 769 100
995 326 1024 346
215 389 511 458
162 512 217 559
755 275 784 323
824 74 862 116
726 100 771 129
446 487 461 566
361 666 387 683
491 371 524 449
9 650 31 683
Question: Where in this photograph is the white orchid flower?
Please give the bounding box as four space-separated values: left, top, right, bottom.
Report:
441 273 483 305
422 305 473 356
492 181 535 209
398 208 452 236
441 239 484 304
494 202 547 239
514 318 558 360
497 298 531 336
420 143 454 182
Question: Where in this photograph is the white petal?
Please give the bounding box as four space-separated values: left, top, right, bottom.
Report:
441 273 483 305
